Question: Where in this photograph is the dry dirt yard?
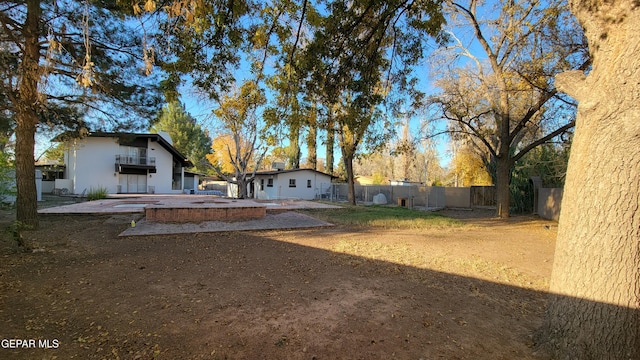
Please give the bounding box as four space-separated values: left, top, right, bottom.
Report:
0 207 557 359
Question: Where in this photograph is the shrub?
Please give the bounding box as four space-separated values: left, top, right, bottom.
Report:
86 186 109 201
0 152 16 206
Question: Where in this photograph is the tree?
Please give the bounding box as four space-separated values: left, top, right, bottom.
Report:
302 0 447 204
449 144 492 186
393 117 418 181
535 1 639 358
509 143 569 213
1 0 161 227
42 143 66 163
0 150 15 204
154 0 253 102
304 106 318 170
429 0 587 217
325 115 335 175
150 101 212 174
206 81 267 198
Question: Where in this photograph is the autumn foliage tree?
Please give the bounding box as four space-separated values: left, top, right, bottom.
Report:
206 81 267 198
429 0 587 217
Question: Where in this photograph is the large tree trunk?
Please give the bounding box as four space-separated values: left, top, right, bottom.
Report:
494 155 511 219
14 0 41 228
326 118 335 175
536 2 640 358
288 125 301 169
343 151 356 205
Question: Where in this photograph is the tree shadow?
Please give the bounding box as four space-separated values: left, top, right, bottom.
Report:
0 221 635 359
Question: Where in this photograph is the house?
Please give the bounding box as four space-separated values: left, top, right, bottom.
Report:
60 132 195 195
35 159 65 194
252 168 335 200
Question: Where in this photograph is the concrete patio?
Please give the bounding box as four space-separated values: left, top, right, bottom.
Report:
38 194 340 236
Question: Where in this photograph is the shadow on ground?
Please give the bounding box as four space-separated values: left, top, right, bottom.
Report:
0 213 629 359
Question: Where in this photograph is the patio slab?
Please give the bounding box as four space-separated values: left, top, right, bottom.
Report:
38 194 340 235
119 211 334 237
38 195 340 215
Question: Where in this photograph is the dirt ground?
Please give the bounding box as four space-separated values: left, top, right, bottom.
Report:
0 205 557 359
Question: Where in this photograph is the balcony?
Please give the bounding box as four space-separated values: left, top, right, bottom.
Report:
115 155 156 172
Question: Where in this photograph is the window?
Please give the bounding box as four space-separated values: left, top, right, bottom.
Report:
267 178 274 187
289 179 296 187
260 179 264 190
307 179 312 188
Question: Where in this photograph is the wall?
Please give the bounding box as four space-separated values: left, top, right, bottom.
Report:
42 181 55 193
444 187 472 208
147 138 181 194
65 136 185 195
470 186 496 206
67 137 119 194
330 184 447 208
538 188 563 221
255 170 333 200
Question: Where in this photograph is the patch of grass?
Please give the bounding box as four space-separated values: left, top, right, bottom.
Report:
86 186 109 201
301 204 463 229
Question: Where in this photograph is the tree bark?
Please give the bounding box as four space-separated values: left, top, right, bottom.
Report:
494 155 512 219
536 2 640 358
326 117 335 175
306 124 317 170
343 151 356 205
14 0 41 228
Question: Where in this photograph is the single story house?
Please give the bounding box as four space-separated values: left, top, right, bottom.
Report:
35 159 65 194
59 132 195 195
251 168 335 200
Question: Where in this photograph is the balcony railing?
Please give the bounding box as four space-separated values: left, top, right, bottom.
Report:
115 155 156 166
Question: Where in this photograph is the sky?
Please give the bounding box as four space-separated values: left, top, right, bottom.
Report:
175 33 455 171
33 0 501 171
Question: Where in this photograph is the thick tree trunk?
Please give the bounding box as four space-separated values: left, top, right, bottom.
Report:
15 0 41 228
343 152 356 205
494 156 511 219
288 125 300 169
536 2 640 358
15 121 38 228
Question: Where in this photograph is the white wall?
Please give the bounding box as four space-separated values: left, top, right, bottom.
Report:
255 170 332 200
146 139 181 194
65 136 185 195
68 137 120 194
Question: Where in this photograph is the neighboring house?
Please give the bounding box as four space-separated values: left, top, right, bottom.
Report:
389 179 424 186
252 168 335 200
60 132 194 195
35 159 65 194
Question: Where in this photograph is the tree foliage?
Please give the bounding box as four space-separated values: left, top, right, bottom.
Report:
300 0 448 204
152 0 254 101
449 144 492 186
1 0 163 226
206 81 267 198
150 101 212 174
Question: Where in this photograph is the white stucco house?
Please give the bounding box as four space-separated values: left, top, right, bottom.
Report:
59 132 196 195
251 168 334 200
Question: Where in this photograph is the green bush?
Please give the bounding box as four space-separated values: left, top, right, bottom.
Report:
0 152 16 206
86 186 109 201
